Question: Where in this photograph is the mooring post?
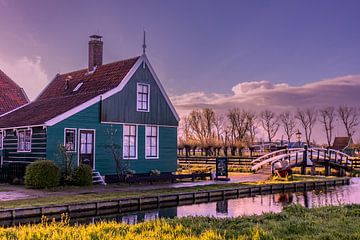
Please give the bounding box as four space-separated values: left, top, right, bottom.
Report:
301 145 308 175
324 164 331 176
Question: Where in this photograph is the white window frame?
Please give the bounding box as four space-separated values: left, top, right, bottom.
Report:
136 83 150 112
145 125 159 159
64 128 77 152
123 125 138 159
0 130 4 150
17 129 32 152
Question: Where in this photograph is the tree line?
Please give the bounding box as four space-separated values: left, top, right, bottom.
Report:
178 105 360 156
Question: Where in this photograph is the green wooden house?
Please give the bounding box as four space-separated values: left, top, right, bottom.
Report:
0 36 179 182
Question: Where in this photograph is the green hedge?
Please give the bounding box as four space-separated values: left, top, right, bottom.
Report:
24 160 60 189
71 164 93 186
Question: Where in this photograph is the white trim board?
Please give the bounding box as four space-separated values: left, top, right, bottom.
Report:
142 55 180 122
44 54 180 126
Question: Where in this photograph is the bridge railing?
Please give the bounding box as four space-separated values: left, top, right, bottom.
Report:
251 147 354 173
251 149 305 172
309 148 352 166
250 148 303 165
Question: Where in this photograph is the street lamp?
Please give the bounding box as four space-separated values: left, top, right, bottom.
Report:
296 129 302 147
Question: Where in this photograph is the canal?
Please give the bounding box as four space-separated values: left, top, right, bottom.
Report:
2 178 359 226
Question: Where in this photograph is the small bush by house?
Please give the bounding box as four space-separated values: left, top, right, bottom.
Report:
71 164 93 186
24 160 60 189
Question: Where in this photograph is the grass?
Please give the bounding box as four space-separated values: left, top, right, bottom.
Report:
0 175 336 210
0 204 360 239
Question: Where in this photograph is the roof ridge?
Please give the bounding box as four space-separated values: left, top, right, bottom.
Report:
57 56 141 77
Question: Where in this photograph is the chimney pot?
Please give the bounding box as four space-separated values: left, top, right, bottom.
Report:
88 35 103 71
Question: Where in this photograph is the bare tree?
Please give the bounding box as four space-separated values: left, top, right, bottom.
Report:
105 125 129 180
246 111 257 144
260 109 280 143
227 108 248 142
227 108 249 155
279 111 296 143
213 114 224 141
188 108 217 155
188 108 216 143
319 106 336 147
295 108 317 146
337 105 359 137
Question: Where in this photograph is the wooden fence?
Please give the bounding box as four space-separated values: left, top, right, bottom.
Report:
178 156 255 167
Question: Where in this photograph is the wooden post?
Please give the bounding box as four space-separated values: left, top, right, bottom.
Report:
301 145 308 175
324 164 331 176
317 150 320 161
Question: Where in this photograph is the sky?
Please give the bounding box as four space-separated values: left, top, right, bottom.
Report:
0 0 359 143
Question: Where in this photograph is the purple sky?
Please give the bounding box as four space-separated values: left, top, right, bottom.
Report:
0 0 359 142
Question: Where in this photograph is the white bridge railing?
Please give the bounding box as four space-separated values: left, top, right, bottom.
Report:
251 147 352 173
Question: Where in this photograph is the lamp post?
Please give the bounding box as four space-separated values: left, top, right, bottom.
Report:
296 130 302 147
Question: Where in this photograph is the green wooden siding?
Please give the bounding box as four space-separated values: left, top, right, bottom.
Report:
101 63 178 126
46 102 178 175
2 127 47 163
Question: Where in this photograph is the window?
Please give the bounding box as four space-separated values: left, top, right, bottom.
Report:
123 125 137 159
145 126 158 158
80 131 94 155
64 129 76 152
137 83 150 112
0 131 3 150
17 129 31 152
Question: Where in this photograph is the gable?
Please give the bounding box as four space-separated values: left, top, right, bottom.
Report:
101 62 179 126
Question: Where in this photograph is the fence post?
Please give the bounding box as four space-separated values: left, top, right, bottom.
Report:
301 145 308 175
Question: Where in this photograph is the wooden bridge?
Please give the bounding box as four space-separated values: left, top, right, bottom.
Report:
251 147 354 176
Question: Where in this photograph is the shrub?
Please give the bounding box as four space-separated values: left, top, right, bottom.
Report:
25 160 60 189
71 165 93 186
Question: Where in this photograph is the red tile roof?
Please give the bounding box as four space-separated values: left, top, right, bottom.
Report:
0 57 140 128
0 70 28 115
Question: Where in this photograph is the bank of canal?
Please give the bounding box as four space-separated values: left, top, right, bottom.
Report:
0 177 352 226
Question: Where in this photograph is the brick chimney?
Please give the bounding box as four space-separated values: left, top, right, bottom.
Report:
88 35 103 71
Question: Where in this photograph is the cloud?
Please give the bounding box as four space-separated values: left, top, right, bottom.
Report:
171 75 360 117
0 56 49 100
231 80 289 95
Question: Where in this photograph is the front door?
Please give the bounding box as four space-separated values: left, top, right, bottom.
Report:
79 130 95 169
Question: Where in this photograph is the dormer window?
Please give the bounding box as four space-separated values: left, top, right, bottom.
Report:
137 83 150 112
73 82 84 92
